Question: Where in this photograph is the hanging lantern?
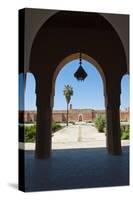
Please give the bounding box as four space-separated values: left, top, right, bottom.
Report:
74 52 88 81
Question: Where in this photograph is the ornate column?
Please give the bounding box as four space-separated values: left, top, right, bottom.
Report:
105 82 122 155
35 76 52 159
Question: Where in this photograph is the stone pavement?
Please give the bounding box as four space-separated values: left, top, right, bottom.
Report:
19 123 129 150
52 123 106 149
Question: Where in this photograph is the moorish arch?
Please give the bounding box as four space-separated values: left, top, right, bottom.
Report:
19 9 129 159
52 53 105 125
52 53 106 100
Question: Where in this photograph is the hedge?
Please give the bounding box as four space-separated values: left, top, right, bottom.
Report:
24 122 63 143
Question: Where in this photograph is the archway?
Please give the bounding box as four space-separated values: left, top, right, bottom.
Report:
52 55 106 150
78 115 83 122
24 72 37 144
52 53 106 100
19 72 36 113
28 11 128 159
25 72 36 112
19 73 25 144
19 72 37 142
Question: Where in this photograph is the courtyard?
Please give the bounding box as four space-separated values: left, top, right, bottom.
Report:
20 123 129 150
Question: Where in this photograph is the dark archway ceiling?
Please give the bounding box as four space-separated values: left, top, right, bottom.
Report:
20 8 129 76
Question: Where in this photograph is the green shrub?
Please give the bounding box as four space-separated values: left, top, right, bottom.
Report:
24 125 36 143
24 122 63 142
52 122 62 133
121 132 129 140
120 125 129 140
69 121 75 125
54 121 61 124
95 115 106 132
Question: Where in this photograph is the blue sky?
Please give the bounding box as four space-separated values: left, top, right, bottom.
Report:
19 59 129 111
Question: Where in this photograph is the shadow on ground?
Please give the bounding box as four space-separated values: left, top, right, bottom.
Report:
20 146 129 192
8 183 18 190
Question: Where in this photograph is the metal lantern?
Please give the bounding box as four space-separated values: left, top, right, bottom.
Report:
74 52 87 81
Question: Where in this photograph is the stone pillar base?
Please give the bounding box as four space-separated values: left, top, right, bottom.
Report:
106 106 122 155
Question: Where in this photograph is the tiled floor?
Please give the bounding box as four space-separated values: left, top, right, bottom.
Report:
24 146 129 192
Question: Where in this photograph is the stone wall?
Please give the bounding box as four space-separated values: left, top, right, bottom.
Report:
19 108 129 123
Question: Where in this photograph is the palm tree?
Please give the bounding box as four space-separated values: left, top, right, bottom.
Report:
63 85 73 126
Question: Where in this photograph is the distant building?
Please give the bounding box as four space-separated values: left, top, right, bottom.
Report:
19 106 129 123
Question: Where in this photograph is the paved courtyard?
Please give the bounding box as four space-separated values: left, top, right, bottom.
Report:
52 123 106 149
20 123 129 150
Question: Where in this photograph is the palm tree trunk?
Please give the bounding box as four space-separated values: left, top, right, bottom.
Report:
67 103 69 126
